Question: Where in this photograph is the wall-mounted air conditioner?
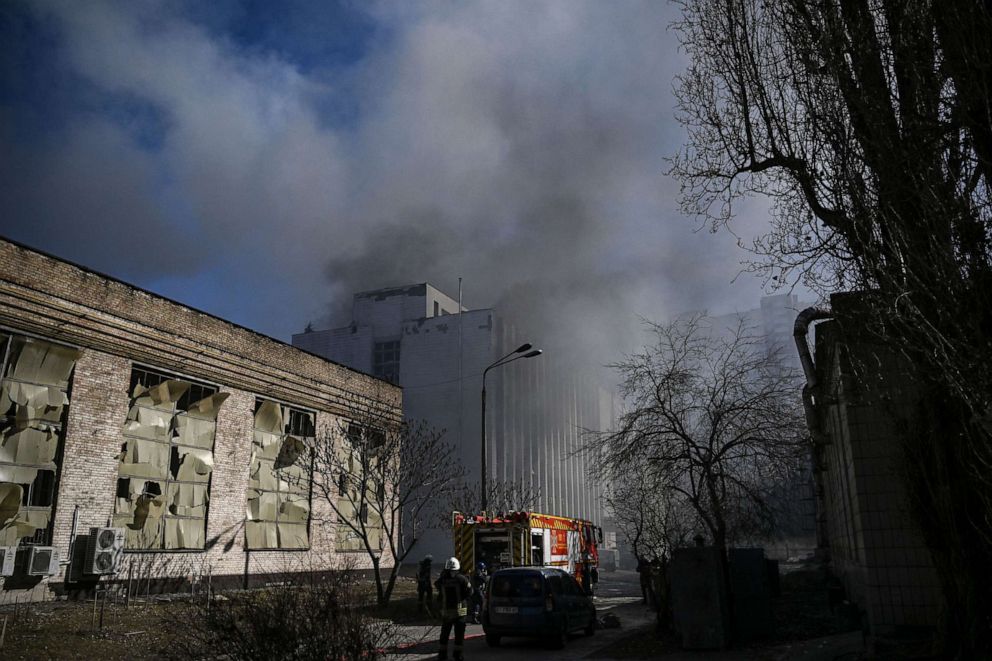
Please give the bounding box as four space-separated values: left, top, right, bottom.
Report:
0 546 17 576
27 546 60 576
84 527 125 575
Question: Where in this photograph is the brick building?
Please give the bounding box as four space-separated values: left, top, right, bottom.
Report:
0 238 401 601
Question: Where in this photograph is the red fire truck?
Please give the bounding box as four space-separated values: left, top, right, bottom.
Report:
452 510 602 584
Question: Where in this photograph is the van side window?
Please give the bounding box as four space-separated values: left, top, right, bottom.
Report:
548 574 563 595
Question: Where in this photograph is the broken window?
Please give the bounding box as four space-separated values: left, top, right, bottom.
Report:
335 423 386 552
113 367 229 550
0 334 81 547
372 340 400 384
245 400 314 550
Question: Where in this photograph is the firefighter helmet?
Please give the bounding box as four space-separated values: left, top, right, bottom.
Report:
445 557 460 571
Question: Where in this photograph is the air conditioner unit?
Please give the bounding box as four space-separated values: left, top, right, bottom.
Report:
84 527 125 575
0 546 17 576
27 546 60 576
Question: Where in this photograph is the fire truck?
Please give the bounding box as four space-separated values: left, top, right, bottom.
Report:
452 510 602 583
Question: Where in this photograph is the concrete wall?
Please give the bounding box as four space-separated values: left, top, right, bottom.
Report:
0 239 402 600
814 294 942 634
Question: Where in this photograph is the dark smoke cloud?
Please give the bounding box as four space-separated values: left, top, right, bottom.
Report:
0 1 774 362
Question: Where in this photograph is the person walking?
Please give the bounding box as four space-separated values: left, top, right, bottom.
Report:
435 557 473 660
418 554 434 611
469 561 487 624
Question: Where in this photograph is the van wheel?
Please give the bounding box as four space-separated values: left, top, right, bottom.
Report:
485 633 501 647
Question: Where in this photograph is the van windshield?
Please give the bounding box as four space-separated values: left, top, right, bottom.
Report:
491 574 544 599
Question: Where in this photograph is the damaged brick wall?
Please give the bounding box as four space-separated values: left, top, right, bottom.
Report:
0 238 401 599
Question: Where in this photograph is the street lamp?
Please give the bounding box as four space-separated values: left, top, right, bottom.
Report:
481 343 542 513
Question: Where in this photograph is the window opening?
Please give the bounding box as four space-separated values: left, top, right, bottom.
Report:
0 333 81 547
113 365 229 550
335 422 386 552
245 399 314 550
372 340 400 384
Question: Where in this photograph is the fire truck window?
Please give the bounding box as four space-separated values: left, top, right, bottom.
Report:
530 532 543 565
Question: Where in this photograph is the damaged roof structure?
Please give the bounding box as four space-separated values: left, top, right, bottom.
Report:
0 237 401 600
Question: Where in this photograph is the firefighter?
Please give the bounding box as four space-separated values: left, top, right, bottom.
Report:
418 554 434 611
580 552 594 595
469 561 487 623
637 555 652 605
435 557 473 660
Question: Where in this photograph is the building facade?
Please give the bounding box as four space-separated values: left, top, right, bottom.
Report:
0 238 400 601
293 284 610 559
806 293 941 635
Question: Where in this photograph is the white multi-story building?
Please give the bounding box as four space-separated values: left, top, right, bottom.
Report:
293 283 610 559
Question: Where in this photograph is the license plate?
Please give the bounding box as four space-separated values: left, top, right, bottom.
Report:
494 606 518 614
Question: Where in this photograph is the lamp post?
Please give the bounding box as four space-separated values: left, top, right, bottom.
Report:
481 343 542 513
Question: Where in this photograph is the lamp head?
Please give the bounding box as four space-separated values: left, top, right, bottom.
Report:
514 343 532 353
523 349 543 358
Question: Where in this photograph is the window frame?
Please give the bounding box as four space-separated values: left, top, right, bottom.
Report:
372 339 401 384
334 422 387 552
115 365 223 553
244 398 316 551
0 332 81 547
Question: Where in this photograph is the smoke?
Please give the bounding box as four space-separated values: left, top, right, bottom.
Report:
321 2 770 368
0 1 771 367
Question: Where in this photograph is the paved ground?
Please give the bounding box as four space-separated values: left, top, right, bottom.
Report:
386 569 868 661
386 570 652 660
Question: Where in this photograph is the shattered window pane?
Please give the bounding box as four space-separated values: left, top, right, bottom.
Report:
0 334 80 547
114 366 228 551
335 421 386 552
245 399 314 550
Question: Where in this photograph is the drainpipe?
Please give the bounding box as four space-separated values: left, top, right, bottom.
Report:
794 307 833 556
64 504 80 578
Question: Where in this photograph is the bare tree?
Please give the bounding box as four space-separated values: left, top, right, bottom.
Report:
603 458 695 562
448 478 541 520
671 1 992 651
592 316 806 586
307 394 463 606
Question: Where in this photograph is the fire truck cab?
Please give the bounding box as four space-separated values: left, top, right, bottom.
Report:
452 510 602 584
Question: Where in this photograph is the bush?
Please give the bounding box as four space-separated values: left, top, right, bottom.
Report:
177 569 393 660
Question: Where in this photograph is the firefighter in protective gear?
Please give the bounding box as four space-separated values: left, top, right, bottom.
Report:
469 561 487 624
435 557 473 660
418 554 434 611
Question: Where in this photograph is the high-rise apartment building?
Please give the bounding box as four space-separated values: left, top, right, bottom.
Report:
293 284 610 559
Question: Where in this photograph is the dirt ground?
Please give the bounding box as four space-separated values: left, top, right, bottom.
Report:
0 576 423 659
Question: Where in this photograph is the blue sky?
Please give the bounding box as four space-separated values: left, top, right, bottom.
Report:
0 1 779 367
